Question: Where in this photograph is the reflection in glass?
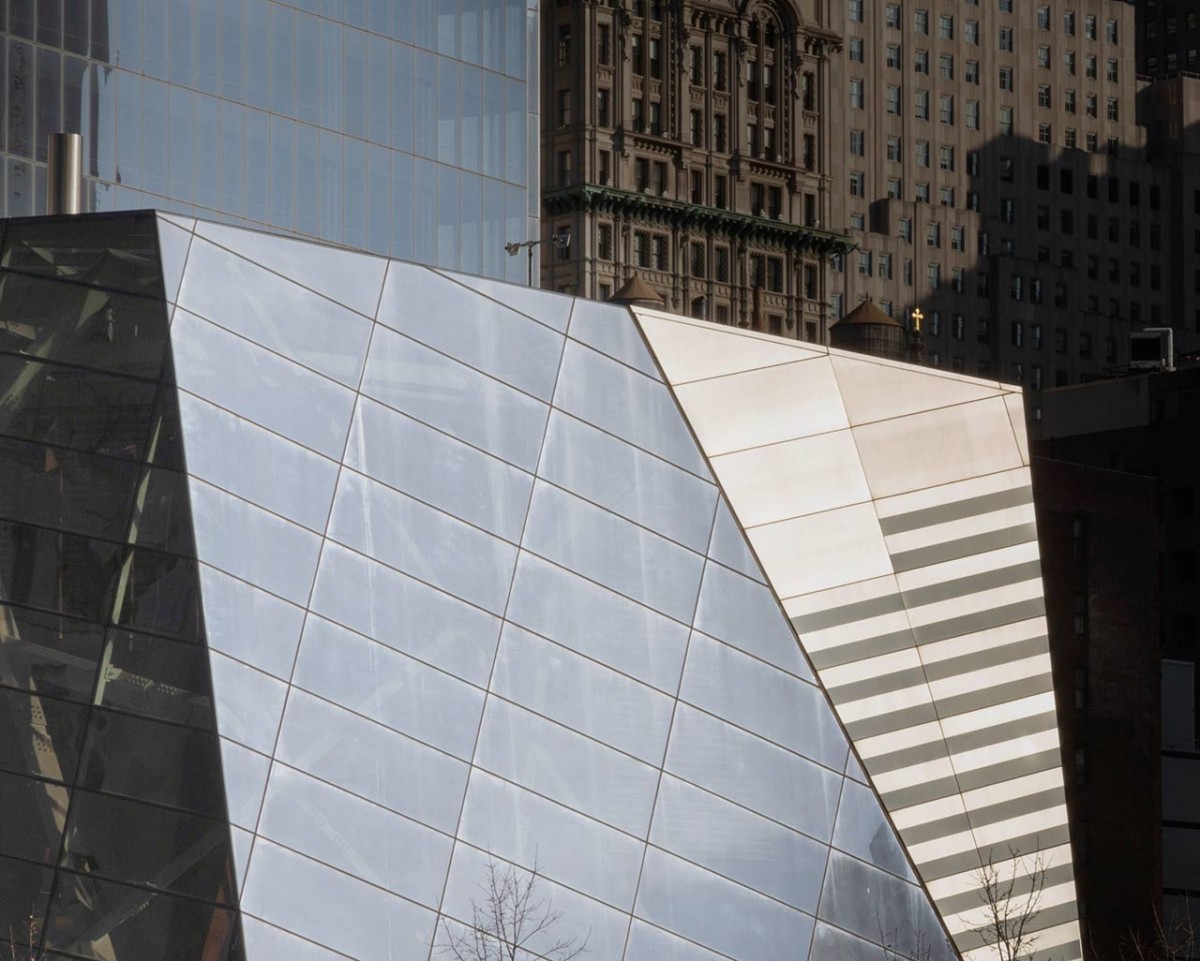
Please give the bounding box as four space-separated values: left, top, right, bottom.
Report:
44 870 239 961
0 268 169 380
1 213 164 299
59 788 238 905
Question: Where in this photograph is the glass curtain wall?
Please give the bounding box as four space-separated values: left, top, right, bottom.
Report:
0 0 539 282
0 212 245 961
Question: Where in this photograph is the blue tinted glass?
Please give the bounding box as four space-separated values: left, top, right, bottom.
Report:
1 0 539 281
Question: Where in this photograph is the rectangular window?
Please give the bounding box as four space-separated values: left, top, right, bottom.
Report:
886 86 901 115
915 9 929 34
713 52 727 90
966 60 979 83
597 223 613 260
940 53 954 79
848 0 863 22
850 78 864 110
556 25 571 66
849 38 864 62
598 24 611 65
938 15 953 39
965 20 979 44
999 27 1013 51
939 94 954 124
596 89 609 127
966 100 980 129
887 44 901 69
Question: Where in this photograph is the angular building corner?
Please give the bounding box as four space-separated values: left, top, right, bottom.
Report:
630 307 1081 961
1 212 1075 961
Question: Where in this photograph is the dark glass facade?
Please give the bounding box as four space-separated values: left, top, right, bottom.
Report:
0 0 540 281
0 212 243 961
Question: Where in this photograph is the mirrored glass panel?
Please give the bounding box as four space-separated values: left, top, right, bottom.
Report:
523 482 705 624
553 341 709 477
694 562 813 681
197 563 307 680
458 769 643 909
187 478 322 606
207 652 289 755
258 764 453 909
171 309 356 460
76 707 230 819
538 411 716 553
680 633 846 771
345 397 533 543
193 220 388 317
665 705 842 842
98 628 217 729
310 543 501 687
506 553 689 692
433 270 573 332
58 788 237 904
440 845 629 961
177 392 340 533
328 470 517 614
818 852 956 961
0 435 140 542
0 855 55 949
275 690 469 834
0 603 103 704
0 354 159 460
491 625 674 764
832 779 917 881
568 298 661 379
293 616 484 761
177 238 373 387
2 213 164 299
378 263 563 400
634 847 814 961
708 498 765 582
0 686 88 783
474 697 659 837
44 870 239 960
155 216 193 304
360 325 548 471
0 268 168 380
650 774 827 912
0 769 67 863
239 839 437 961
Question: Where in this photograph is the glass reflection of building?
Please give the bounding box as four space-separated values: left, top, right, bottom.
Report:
0 1 539 282
1 208 1084 961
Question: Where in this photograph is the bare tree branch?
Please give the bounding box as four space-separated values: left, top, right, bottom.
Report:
973 846 1050 961
436 858 589 961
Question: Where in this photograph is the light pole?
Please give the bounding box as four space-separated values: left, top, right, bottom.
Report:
504 230 571 287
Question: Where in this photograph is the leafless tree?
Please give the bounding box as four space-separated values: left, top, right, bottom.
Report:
973 846 1050 961
436 859 588 961
1120 900 1199 961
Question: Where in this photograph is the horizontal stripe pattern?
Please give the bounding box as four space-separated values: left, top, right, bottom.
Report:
787 474 1077 960
635 315 1080 961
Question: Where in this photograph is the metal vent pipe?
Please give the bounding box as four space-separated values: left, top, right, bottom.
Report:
47 133 84 215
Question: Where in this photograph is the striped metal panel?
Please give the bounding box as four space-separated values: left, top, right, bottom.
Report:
633 309 1082 961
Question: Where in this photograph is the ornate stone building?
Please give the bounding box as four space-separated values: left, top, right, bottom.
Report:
541 0 852 343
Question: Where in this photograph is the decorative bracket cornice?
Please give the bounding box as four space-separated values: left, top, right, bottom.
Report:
542 185 855 257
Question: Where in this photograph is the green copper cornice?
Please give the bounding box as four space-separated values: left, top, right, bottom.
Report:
542 185 855 257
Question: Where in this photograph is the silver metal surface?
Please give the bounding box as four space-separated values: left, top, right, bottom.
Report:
47 133 84 215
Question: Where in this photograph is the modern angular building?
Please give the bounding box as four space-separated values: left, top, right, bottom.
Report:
1 210 1080 961
0 0 539 281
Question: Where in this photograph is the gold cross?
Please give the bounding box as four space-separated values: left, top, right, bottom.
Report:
911 307 924 332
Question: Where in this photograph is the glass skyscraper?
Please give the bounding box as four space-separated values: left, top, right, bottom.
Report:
0 0 539 280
